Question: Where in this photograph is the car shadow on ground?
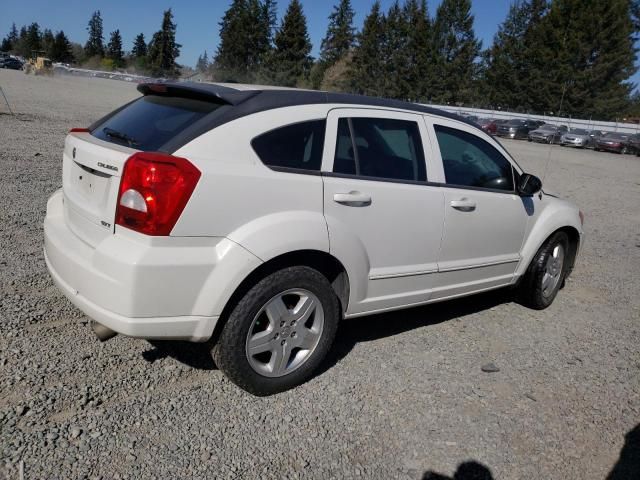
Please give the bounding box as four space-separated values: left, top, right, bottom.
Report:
140 287 515 376
142 340 217 370
315 288 515 378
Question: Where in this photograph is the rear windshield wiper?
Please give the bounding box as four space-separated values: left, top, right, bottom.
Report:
103 127 139 147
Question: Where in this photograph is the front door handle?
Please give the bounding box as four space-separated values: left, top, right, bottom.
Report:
450 198 476 212
333 191 372 207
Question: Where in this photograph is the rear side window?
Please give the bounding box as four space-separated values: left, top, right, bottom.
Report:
333 117 426 182
252 120 326 171
434 124 514 191
91 95 221 151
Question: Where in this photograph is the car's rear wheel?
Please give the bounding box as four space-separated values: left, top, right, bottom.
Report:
519 231 569 310
213 266 340 396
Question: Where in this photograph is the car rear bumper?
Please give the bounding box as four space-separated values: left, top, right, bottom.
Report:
43 189 260 341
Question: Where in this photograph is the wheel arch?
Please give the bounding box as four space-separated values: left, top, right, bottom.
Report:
210 249 350 344
517 223 581 280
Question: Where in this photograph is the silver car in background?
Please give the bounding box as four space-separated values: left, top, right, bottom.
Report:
560 128 592 148
528 124 568 144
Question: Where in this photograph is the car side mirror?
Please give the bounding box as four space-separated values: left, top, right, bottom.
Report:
517 173 542 196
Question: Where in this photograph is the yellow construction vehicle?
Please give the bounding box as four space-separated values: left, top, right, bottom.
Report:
24 51 53 76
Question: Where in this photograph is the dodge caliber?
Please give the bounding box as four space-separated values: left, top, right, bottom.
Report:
44 82 584 395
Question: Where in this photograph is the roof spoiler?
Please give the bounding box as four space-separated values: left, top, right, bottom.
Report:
137 82 259 106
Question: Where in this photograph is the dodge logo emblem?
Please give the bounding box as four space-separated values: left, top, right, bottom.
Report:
72 147 76 159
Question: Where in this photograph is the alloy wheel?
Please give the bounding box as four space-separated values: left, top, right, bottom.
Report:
245 289 325 378
541 244 565 298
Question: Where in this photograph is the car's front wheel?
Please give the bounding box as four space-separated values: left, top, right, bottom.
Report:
519 231 569 310
213 266 340 396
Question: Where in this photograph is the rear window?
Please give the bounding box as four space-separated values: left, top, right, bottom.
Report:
91 95 221 151
252 120 326 171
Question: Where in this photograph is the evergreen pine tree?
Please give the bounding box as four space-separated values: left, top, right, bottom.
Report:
1 23 19 52
147 9 181 78
14 26 29 57
382 1 411 100
196 51 210 72
50 31 73 63
531 0 636 119
131 33 147 58
85 11 105 58
312 0 355 88
483 0 548 111
25 23 42 55
349 1 386 97
214 0 275 82
42 29 55 58
432 0 481 104
266 0 312 87
403 0 433 101
107 30 125 68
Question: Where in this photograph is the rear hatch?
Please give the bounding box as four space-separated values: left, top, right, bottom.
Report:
62 134 134 247
62 85 234 247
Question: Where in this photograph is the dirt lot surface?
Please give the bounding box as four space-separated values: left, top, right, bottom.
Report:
1 70 639 479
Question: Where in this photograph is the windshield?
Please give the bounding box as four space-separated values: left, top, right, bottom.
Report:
507 120 524 126
538 125 557 131
570 129 588 135
91 95 222 151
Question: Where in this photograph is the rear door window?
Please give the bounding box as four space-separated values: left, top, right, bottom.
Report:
91 95 221 151
252 120 326 171
333 117 426 182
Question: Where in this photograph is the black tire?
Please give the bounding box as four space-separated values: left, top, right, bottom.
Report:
212 266 340 396
519 231 570 310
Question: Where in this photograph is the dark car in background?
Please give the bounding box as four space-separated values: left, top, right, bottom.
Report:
528 124 568 144
586 130 609 149
496 119 544 139
595 132 631 154
478 118 498 135
627 134 640 156
0 57 23 70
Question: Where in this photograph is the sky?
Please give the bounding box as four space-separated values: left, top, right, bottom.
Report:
1 0 638 87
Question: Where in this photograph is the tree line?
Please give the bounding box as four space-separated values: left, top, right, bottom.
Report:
206 0 638 120
1 9 180 77
2 0 638 120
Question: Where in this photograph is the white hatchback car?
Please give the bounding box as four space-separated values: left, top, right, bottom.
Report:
44 82 583 395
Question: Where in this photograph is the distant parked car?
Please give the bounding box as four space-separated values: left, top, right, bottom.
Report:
528 124 569 144
478 118 498 135
0 57 23 70
627 134 640 155
595 132 631 154
497 119 543 139
560 129 593 148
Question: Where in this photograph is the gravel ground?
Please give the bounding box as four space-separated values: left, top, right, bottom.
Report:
1 70 639 479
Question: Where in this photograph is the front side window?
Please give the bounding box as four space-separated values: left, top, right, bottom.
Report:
434 124 514 191
252 120 326 171
333 117 426 182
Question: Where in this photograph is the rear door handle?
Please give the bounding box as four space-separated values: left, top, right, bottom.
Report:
333 191 372 207
450 198 476 212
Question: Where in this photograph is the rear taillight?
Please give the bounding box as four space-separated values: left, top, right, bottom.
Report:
115 152 201 236
69 128 89 133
